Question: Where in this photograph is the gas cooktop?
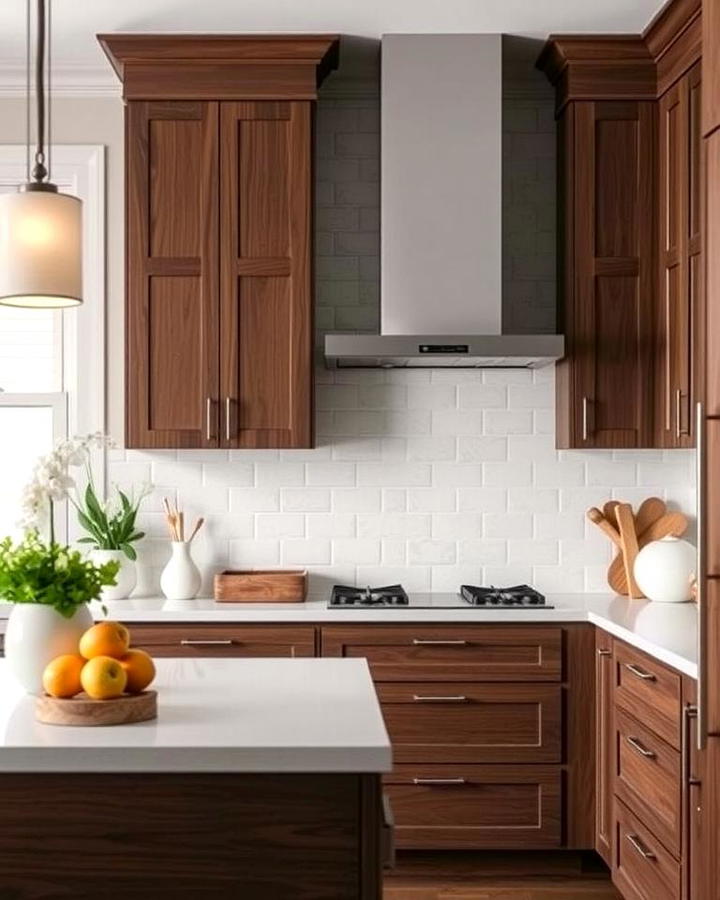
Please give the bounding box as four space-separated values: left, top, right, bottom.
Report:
327 584 551 609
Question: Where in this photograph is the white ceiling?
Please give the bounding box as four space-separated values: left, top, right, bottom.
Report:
0 0 666 70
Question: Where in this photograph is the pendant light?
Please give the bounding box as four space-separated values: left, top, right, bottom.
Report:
0 0 82 309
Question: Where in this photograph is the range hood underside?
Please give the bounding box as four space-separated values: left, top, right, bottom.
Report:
324 334 565 369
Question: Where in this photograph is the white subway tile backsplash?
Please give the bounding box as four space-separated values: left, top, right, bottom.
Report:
406 436 457 462
229 540 280 567
333 488 382 514
282 540 332 565
281 489 331 513
357 463 431 487
229 488 280 513
256 463 305 487
483 410 533 435
457 436 507 462
307 513 356 538
508 538 559 565
306 462 356 486
358 514 432 539
432 463 483 487
458 384 507 409
334 538 381 565
458 488 507 514
202 463 254 487
256 514 305 539
408 539 456 565
408 488 457 513
382 489 407 513
432 513 483 540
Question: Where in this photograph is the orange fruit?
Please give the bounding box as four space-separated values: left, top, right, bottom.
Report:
79 622 130 660
42 654 85 698
119 649 156 693
80 656 127 700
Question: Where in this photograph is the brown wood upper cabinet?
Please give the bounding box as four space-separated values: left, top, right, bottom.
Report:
657 62 702 448
539 4 702 450
98 35 339 449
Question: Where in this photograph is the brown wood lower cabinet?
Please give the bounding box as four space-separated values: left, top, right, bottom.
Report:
614 708 681 857
376 682 561 764
384 765 562 850
614 641 683 749
613 798 681 900
130 624 316 657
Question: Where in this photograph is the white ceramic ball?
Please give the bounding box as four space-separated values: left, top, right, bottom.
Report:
633 536 697 603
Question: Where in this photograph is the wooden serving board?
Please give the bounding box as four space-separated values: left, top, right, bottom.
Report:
214 569 307 603
36 691 157 727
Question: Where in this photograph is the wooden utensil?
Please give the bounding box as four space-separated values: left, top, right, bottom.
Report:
634 496 666 534
586 507 622 548
605 497 666 594
603 500 620 525
615 503 643 598
606 510 688 592
36 691 157 727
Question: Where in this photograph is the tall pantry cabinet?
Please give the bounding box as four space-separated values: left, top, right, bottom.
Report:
98 35 339 449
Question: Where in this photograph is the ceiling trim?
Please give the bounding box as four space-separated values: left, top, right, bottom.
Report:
0 62 120 98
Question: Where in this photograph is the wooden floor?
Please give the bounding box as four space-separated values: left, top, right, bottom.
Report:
383 851 622 900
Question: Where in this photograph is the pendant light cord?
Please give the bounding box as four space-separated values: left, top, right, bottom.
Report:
31 0 47 184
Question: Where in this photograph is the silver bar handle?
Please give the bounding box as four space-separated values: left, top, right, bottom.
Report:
696 401 706 750
413 695 468 703
597 648 612 656
626 833 656 860
626 736 656 759
206 397 213 441
225 396 232 442
582 396 591 441
676 389 683 439
625 662 656 681
180 639 234 646
412 639 468 646
412 777 466 786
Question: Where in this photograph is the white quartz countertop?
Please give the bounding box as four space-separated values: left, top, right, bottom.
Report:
0 592 699 678
0 657 392 774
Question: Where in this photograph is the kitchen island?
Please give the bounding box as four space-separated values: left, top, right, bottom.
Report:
0 658 392 899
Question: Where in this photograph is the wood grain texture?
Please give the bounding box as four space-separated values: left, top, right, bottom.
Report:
219 100 313 448
128 623 316 658
704 134 720 413
0 772 379 899
613 707 682 857
613 641 682 749
320 626 563 682
35 690 157 727
702 0 720 136
595 631 614 865
213 568 308 602
384 765 562 851
126 100 219 448
376 683 561 765
564 624 596 850
556 100 656 448
612 797 681 900
98 34 340 101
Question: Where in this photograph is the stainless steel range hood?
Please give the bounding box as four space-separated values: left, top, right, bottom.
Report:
324 34 564 369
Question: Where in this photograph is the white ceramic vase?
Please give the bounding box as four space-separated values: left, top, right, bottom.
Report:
160 541 201 601
633 536 697 603
90 549 136 601
4 603 94 694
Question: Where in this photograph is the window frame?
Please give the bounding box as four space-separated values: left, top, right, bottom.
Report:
0 145 106 542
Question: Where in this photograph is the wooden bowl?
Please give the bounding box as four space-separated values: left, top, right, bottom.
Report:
35 690 157 726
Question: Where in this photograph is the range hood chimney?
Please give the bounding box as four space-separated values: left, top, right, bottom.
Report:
324 34 564 369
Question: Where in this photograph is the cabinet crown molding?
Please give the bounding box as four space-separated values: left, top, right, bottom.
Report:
97 33 340 101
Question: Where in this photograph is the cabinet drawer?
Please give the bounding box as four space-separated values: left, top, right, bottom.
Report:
384 765 561 850
614 709 681 857
376 683 561 764
321 626 562 682
130 625 316 658
613 798 680 900
614 642 682 748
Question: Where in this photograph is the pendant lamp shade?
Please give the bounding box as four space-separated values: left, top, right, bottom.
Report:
0 189 82 308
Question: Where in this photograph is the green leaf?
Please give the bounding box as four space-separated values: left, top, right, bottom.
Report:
76 537 96 544
121 543 137 561
84 483 108 532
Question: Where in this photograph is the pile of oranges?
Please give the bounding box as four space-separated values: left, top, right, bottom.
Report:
43 622 156 700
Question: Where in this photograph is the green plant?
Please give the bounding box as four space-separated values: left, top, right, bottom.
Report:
75 481 148 561
0 533 119 618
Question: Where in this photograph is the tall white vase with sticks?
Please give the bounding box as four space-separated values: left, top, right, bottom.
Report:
160 499 204 601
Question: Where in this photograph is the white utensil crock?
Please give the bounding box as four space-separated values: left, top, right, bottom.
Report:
160 541 201 601
4 602 93 694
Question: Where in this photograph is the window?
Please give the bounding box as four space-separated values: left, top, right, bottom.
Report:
0 145 105 542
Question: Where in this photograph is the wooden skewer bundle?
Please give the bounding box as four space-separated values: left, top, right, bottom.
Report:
163 498 204 544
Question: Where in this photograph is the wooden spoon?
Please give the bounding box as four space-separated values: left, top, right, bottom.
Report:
586 507 622 548
615 503 643 598
603 500 620 525
607 510 688 593
634 496 666 535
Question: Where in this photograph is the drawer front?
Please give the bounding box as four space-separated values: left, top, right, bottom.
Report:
614 642 681 748
384 765 561 850
321 626 562 682
613 798 680 900
614 709 681 857
130 625 316 658
376 683 561 764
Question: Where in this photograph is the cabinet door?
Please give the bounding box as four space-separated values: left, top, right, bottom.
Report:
657 65 701 448
595 631 613 866
564 101 655 448
129 624 316 658
219 101 313 449
126 101 220 448
703 0 720 138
